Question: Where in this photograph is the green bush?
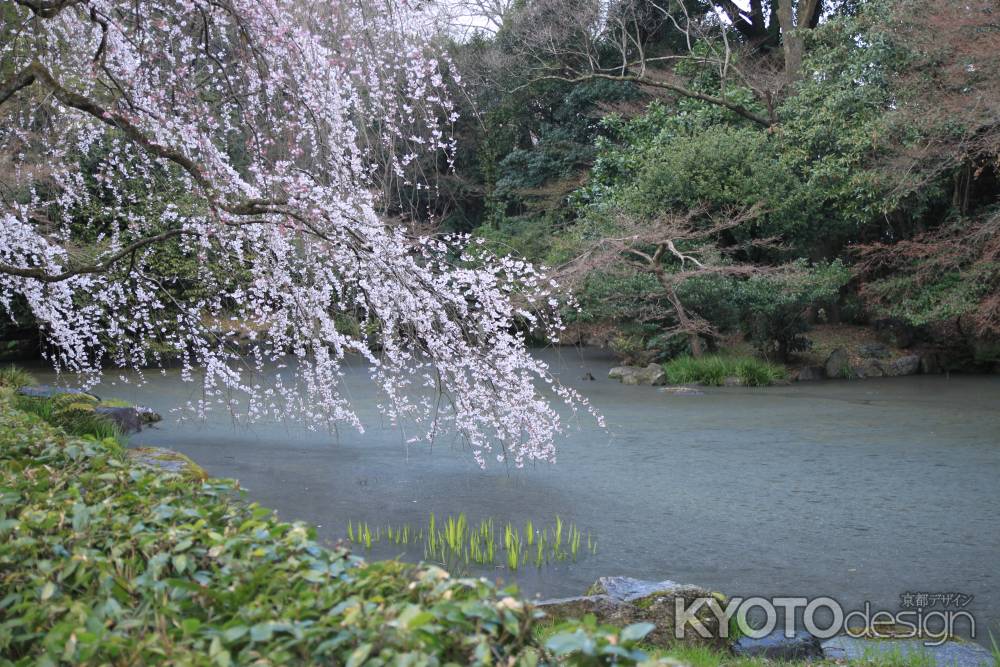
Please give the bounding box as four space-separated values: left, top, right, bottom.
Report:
663 355 786 387
0 390 664 666
736 261 851 361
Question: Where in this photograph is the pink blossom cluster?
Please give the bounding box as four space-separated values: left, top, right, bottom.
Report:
0 0 600 466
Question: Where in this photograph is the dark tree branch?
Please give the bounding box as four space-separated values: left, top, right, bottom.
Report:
516 71 773 126
0 66 37 108
12 0 86 19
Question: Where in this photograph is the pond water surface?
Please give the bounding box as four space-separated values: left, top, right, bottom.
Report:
29 349 1000 638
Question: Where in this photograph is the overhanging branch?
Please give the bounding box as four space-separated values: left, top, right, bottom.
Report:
516 72 772 126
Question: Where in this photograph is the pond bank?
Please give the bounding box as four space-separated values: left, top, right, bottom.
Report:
22 349 1000 650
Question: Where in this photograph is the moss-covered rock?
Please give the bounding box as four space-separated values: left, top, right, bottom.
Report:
539 577 730 649
127 446 208 481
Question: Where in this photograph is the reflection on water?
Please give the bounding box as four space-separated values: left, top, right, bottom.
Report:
26 349 1000 634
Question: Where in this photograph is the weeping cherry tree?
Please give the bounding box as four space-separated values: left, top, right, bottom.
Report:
0 0 599 467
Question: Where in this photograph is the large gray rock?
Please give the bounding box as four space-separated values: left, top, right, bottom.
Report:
537 576 728 648
853 358 885 378
91 406 160 434
794 365 825 382
825 348 852 379
920 353 943 375
609 364 668 386
886 354 921 377
857 342 892 359
137 406 163 423
733 629 822 660
94 406 143 434
127 447 206 480
821 637 993 667
588 576 687 602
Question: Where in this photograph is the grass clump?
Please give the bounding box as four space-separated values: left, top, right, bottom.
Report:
0 389 659 666
348 512 596 572
663 355 786 387
12 391 126 447
0 364 34 389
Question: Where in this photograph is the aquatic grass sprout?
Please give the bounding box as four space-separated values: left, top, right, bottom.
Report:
348 513 596 571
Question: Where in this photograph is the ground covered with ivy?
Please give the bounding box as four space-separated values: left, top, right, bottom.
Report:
0 389 662 666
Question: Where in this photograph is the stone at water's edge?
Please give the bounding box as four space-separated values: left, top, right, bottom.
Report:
95 406 144 434
821 637 993 667
825 347 851 379
18 385 99 400
659 386 705 396
17 385 161 434
853 358 886 378
587 576 686 601
887 354 921 377
857 342 892 359
827 347 923 380
99 406 161 433
127 447 207 481
609 364 668 386
536 576 729 648
794 365 826 381
732 629 823 660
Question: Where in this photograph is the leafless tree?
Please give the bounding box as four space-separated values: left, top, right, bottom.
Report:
880 0 1000 214
416 0 518 38
556 207 765 356
483 0 825 127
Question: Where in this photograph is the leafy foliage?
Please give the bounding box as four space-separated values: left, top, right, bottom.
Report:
449 0 999 360
0 391 666 666
735 262 853 360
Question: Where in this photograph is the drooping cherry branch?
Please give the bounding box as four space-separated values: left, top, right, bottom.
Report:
0 0 599 467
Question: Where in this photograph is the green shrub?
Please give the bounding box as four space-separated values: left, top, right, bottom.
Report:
663 355 786 387
0 390 665 666
736 261 851 361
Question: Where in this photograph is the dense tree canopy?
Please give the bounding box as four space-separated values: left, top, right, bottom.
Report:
434 0 999 361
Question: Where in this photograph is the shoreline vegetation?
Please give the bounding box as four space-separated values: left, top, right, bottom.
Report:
604 322 1000 389
662 356 787 387
3 371 997 665
0 386 657 666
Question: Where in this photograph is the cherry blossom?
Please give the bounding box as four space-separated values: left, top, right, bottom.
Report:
0 0 599 467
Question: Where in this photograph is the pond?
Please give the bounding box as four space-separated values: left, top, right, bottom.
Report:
28 348 1000 637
